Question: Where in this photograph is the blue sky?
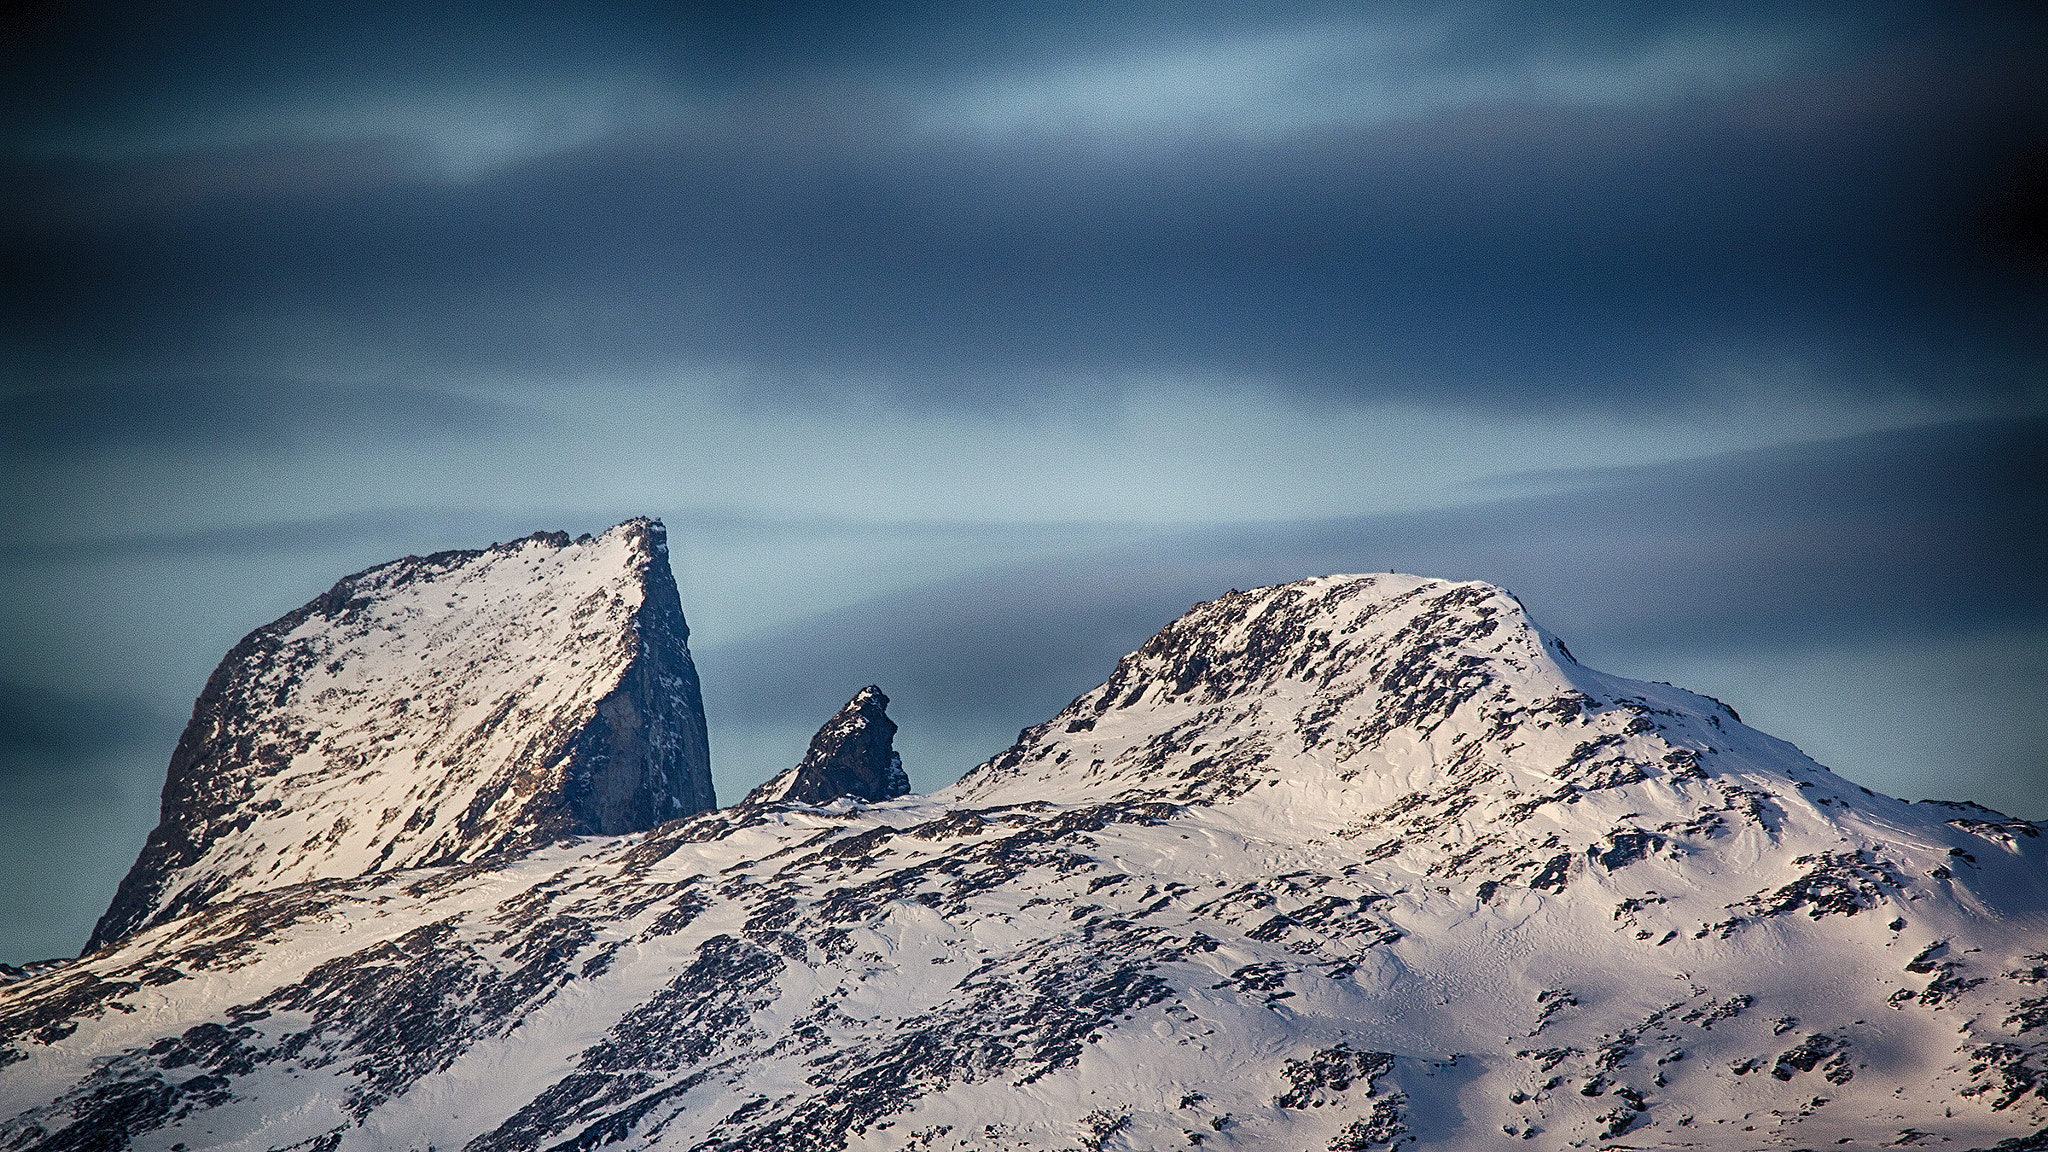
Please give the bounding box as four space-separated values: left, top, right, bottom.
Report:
2 2 2043 962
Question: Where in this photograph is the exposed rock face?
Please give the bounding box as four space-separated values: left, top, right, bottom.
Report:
7 573 2046 1151
741 685 907 807
84 518 713 953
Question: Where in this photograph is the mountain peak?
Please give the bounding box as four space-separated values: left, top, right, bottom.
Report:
952 573 1590 803
743 685 908 807
85 517 713 953
944 573 1921 886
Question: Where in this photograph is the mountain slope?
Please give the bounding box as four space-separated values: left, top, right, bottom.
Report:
86 518 714 952
5 572 2044 1152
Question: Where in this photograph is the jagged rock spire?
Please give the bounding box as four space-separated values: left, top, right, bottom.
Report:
741 685 908 807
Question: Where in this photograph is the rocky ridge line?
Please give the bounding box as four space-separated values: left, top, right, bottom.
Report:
3 569 2043 1151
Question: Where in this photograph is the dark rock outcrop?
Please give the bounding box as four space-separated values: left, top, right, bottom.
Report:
741 686 907 807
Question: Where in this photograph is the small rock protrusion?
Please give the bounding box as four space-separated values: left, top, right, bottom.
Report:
742 686 909 807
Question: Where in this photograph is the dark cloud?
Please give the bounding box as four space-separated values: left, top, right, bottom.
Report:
4 7 2042 413
1286 414 2048 649
0 379 530 454
0 681 167 770
0 504 1135 565
0 681 176 962
0 506 542 562
4 3 2030 123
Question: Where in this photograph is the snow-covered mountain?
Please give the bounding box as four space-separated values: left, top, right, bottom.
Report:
86 518 713 952
5 549 2045 1151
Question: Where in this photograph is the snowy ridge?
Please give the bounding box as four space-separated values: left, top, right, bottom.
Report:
86 518 713 952
4 571 2046 1151
948 574 2039 932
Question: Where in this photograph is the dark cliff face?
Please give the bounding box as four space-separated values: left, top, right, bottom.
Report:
742 686 907 807
85 519 714 954
560 527 715 834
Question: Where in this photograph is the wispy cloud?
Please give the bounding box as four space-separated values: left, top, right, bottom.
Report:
16 72 698 181
0 380 531 453
0 507 522 563
917 15 1817 143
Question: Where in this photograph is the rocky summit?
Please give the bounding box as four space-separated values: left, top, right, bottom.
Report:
742 686 908 808
3 560 2046 1151
85 518 714 953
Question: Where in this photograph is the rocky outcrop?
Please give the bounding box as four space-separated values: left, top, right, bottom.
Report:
741 685 907 807
85 518 713 953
